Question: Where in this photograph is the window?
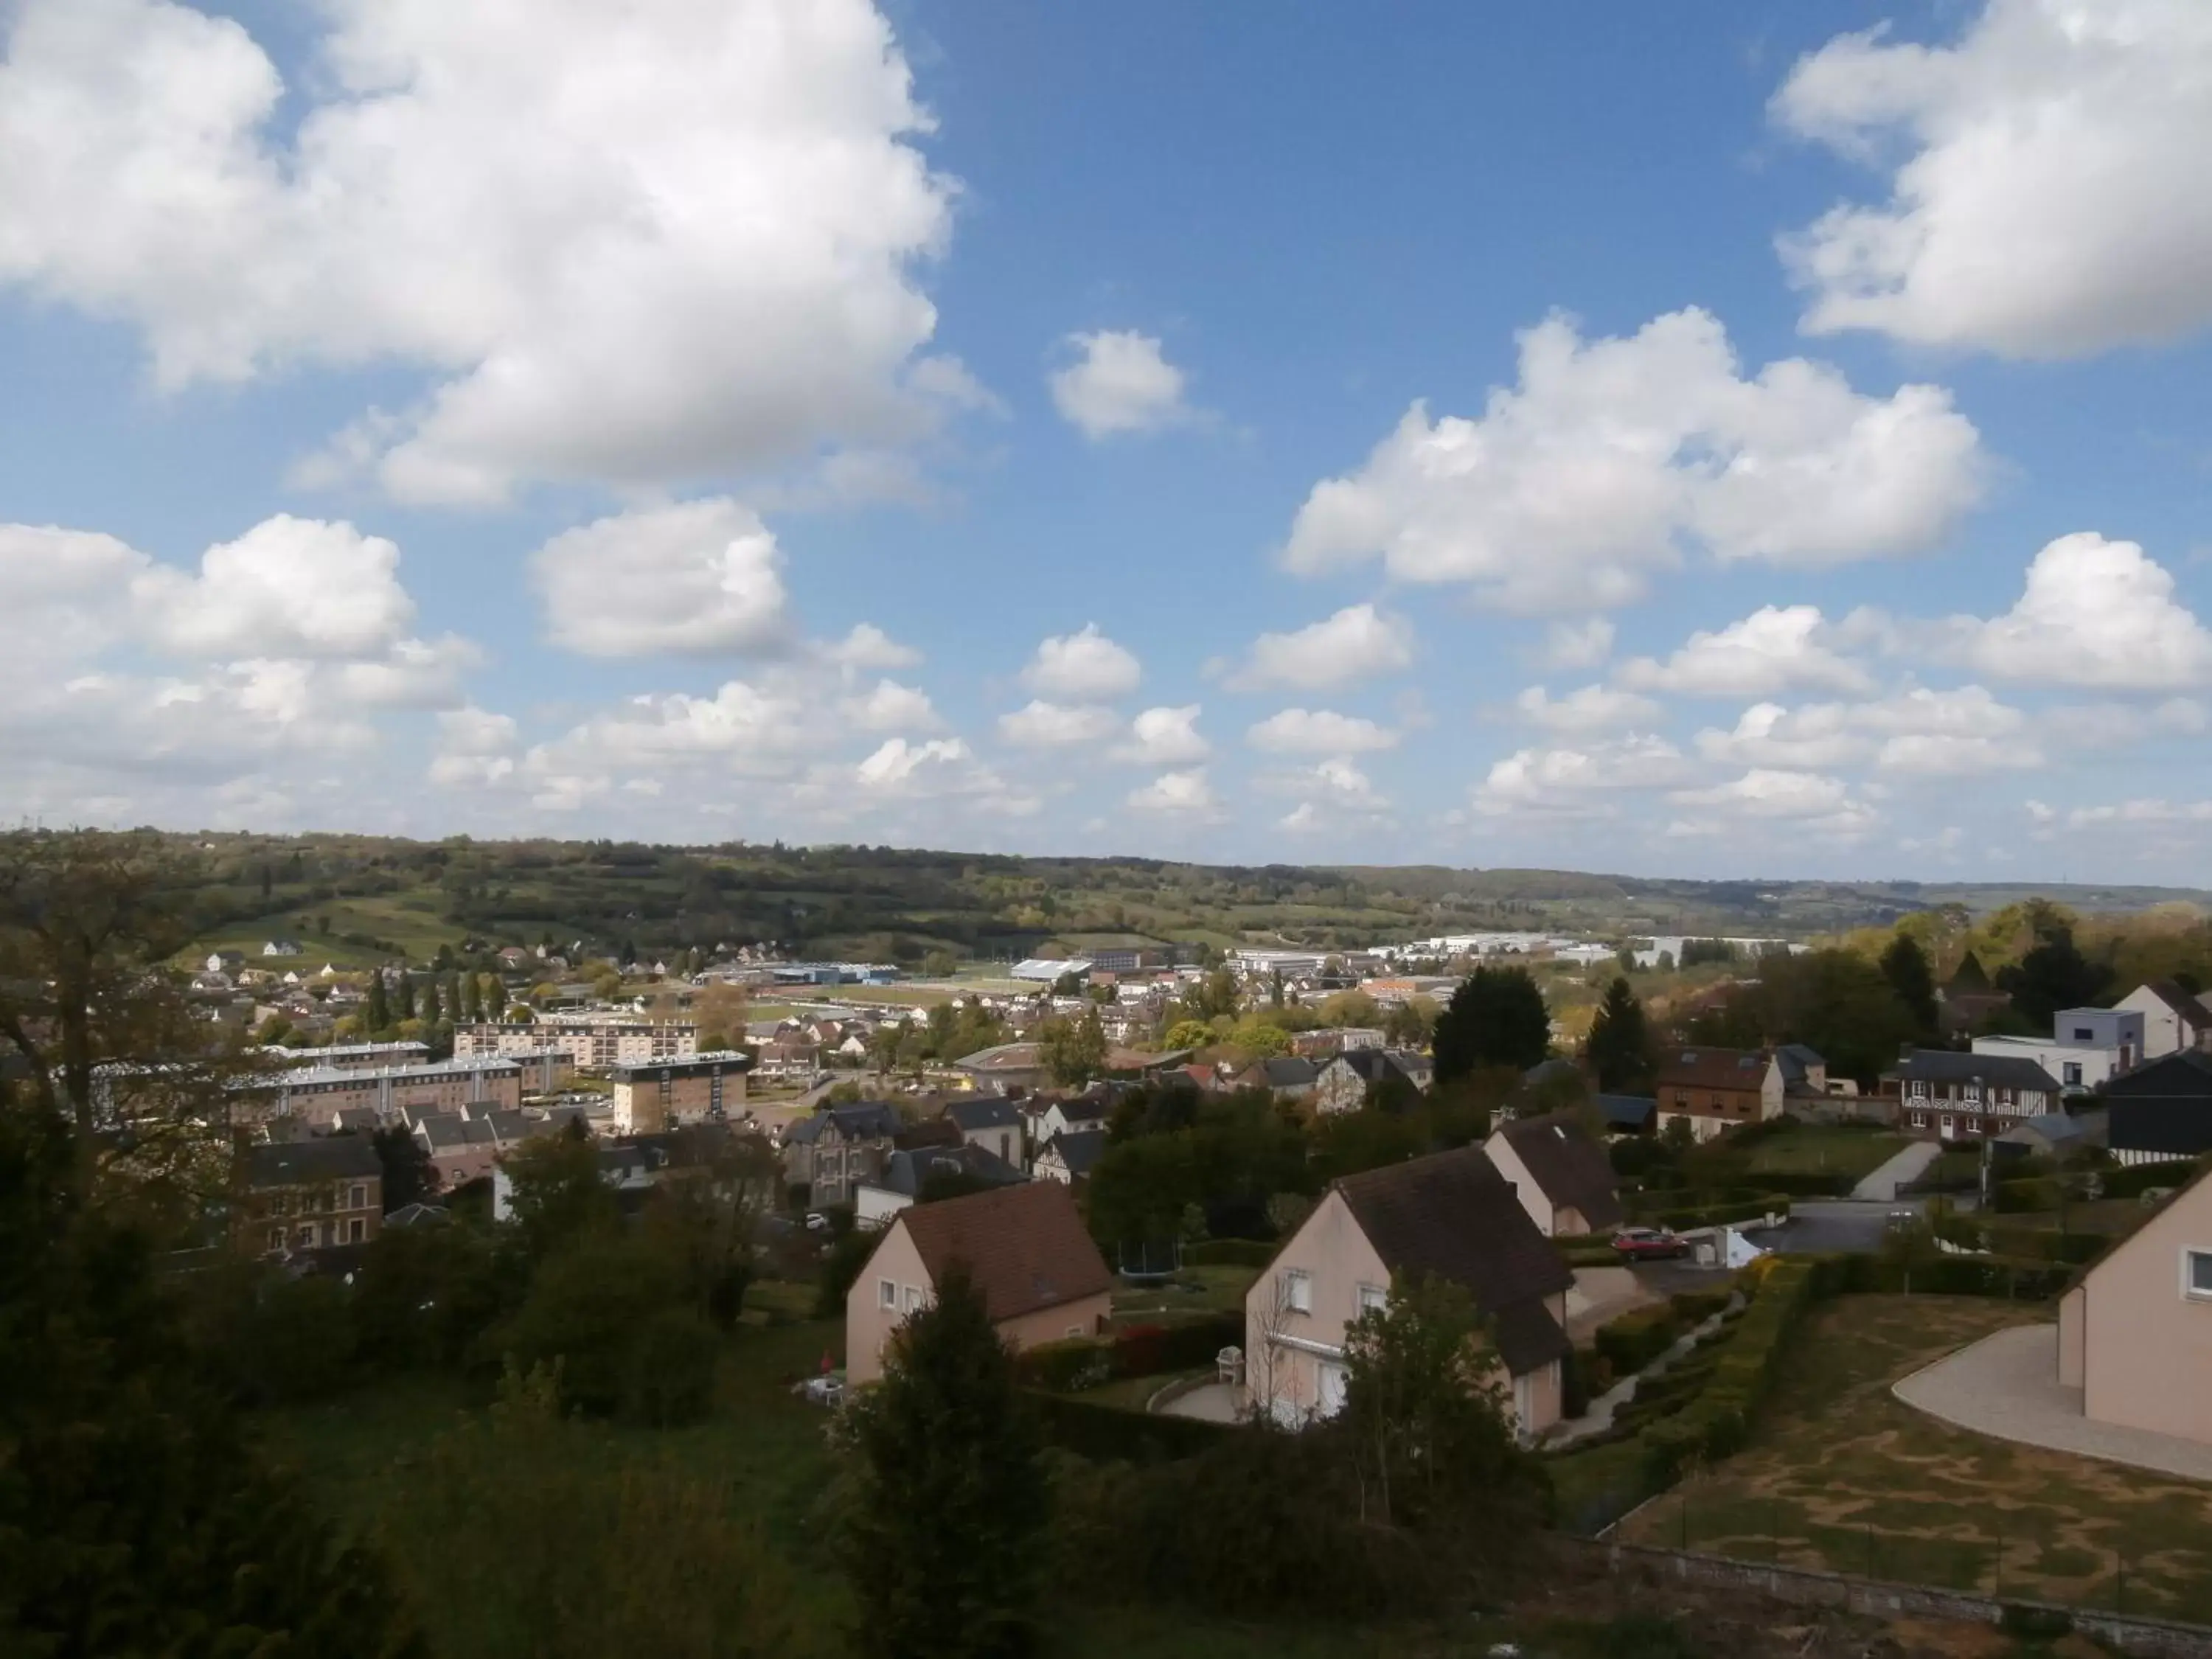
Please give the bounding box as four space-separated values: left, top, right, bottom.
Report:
1962 1083 1982 1104
349 1183 366 1210
1283 1269 1312 1314
2073 1028 2094 1043
2063 1062 2082 1087
902 1285 924 1313
1357 1284 1387 1316
1910 1081 1928 1100
878 1279 897 1310
1910 1110 1928 1128
1065 1326 1084 1339
2187 1250 2212 1302
347 1218 365 1243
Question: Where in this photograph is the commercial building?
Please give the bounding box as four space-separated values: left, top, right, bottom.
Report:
609 1050 754 1134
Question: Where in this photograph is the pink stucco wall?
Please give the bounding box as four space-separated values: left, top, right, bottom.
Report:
843 1217 1113 1387
2071 1179 2212 1444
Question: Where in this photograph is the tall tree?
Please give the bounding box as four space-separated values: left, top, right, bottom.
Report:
422 976 443 1027
372 1124 439 1211
1997 925 2112 1027
838 1265 1047 1659
1582 976 1652 1092
1431 967 1551 1085
1879 933 1939 1036
366 970 392 1033
1040 1007 1108 1086
394 971 417 1023
462 973 483 1023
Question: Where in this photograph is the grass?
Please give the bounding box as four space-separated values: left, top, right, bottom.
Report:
1079 1368 1212 1412
1110 1265 1258 1326
1744 1126 1910 1180
1613 1293 2212 1622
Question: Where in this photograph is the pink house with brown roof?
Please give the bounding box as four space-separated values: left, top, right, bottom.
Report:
2057 1166 2212 1445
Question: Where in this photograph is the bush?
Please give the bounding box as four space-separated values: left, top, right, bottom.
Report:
1593 1305 1685 1376
1752 1170 1856 1198
1667 1289 1731 1325
1994 1175 2062 1213
480 1237 681 1416
1015 1337 1113 1393
1027 1390 1233 1461
2099 1157 2205 1200
1183 1238 1276 1267
240 1273 358 1405
1113 1312 1242 1377
1632 1189 1792 1230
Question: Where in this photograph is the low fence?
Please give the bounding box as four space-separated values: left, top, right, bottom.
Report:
1582 1539 2212 1659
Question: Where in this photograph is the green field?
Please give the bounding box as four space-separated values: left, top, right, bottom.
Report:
1615 1295 2212 1621
1744 1126 1911 1180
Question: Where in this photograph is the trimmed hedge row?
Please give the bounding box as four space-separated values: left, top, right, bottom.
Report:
1026 1389 1234 1462
1592 1305 1686 1376
1635 1192 1793 1231
1638 1260 1816 1484
2099 1158 2206 1200
1183 1239 1277 1267
1015 1311 1245 1394
1803 1251 2070 1299
1994 1175 2062 1213
1747 1171 1857 1199
1933 1217 2105 1266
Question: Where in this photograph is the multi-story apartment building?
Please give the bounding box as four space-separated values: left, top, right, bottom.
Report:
783 1102 902 1207
456 1018 696 1070
609 1051 754 1134
248 1056 525 1128
262 1040 431 1070
1880 1048 2062 1141
236 1138 383 1256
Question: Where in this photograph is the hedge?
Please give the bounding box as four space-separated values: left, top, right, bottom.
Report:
1015 1311 1245 1393
1637 1259 1816 1484
2099 1158 2205 1200
1994 1175 2062 1214
1184 1239 1277 1267
1933 1217 2106 1266
1635 1192 1793 1231
1592 1305 1686 1377
1026 1389 1233 1462
1748 1171 1856 1199
1802 1251 2070 1300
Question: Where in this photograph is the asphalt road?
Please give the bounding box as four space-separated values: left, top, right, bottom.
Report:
1742 1197 1919 1257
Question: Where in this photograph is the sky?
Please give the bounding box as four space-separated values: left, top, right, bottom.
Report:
3 0 2212 882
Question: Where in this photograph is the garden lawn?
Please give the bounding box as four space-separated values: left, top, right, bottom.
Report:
1744 1126 1910 1180
1615 1294 2212 1623
1110 1265 1259 1326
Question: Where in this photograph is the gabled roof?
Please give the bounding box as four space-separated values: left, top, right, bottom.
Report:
1492 1110 1624 1231
1883 1048 2062 1092
1656 1047 1773 1091
1594 1093 1657 1129
785 1101 902 1144
2132 980 2212 1027
1244 1056 1318 1088
873 1142 1029 1199
1329 1146 1573 1375
943 1095 1022 1132
1040 1127 1107 1177
889 1180 1113 1324
1773 1043 1825 1082
245 1137 383 1186
1332 1048 1413 1085
2104 1048 2212 1099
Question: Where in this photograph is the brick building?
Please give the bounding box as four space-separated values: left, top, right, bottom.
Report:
237 1137 383 1256
610 1050 754 1134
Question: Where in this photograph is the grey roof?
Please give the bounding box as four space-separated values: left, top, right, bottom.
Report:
245 1138 383 1186
414 1116 470 1150
874 1142 1029 1199
1248 1056 1319 1089
785 1101 902 1144
1040 1127 1107 1177
1884 1048 2062 1092
1333 1048 1416 1086
1594 1093 1657 1129
385 1202 450 1228
943 1095 1022 1133
2103 1050 2212 1158
332 1106 382 1133
1330 1146 1573 1377
1998 1113 2090 1148
1774 1044 1825 1085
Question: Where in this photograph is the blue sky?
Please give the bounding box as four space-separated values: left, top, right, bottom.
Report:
4 0 2211 880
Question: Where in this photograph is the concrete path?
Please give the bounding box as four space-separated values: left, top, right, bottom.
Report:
1893 1324 2212 1484
1851 1138 1943 1201
1564 1265 1658 1343
1548 1294 1742 1449
1158 1380 1239 1422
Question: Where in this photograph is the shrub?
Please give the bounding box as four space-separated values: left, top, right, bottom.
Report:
1015 1337 1113 1393
624 1307 720 1427
480 1237 681 1416
1113 1312 1242 1377
240 1273 358 1405
1027 1390 1232 1462
1994 1176 2062 1214
2100 1158 2205 1200
1666 1289 1731 1325
1593 1305 1684 1376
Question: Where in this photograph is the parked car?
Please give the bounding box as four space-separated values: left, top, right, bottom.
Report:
1611 1226 1686 1262
804 1211 832 1233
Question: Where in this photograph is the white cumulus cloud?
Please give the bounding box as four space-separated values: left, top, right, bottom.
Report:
1942 533 2212 689
1048 330 1189 438
1471 736 1694 819
1280 309 1983 610
1618 605 1873 698
0 0 957 503
1112 706 1211 766
133 515 414 659
1246 708 1400 755
1775 0 2212 357
1225 604 1415 693
996 700 1120 748
1127 768 1217 816
1022 624 1141 700
1513 684 1664 736
532 500 792 658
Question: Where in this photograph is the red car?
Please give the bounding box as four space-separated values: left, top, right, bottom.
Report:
1611 1227 1688 1262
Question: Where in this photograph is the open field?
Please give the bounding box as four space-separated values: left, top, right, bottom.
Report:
1745 1127 1912 1180
1614 1294 2212 1622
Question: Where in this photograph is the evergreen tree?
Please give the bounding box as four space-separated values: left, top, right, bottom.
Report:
1997 926 2112 1027
463 973 483 1023
395 972 417 1022
422 977 442 1026
1583 976 1652 1092
366 970 392 1032
838 1265 1046 1658
1879 933 1939 1035
1431 967 1551 1085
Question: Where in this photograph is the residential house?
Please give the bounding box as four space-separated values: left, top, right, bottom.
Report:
1879 1048 2062 1141
236 1138 383 1256
1655 1047 1783 1143
1313 1048 1425 1116
2058 1165 2212 1446
1229 1055 1320 1105
1481 1111 1624 1239
1245 1145 1573 1438
2115 982 2212 1061
1594 1094 1657 1135
1034 1127 1106 1185
206 950 246 974
782 1101 902 1207
2101 1050 2212 1166
1031 1094 1112 1147
1997 1112 2106 1160
854 1142 1028 1230
941 1093 1025 1171
953 1040 1052 1094
1973 1023 2136 1096
609 1050 753 1134
262 939 304 957
846 1180 1114 1387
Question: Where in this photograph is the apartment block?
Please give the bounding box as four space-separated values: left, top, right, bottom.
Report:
237 1137 383 1256
456 1018 697 1070
610 1050 754 1133
250 1056 525 1128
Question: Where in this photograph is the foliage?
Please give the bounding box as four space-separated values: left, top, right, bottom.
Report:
0 1103 425 1657
1878 933 1939 1037
1162 1018 1214 1052
502 1121 619 1261
1028 1391 1235 1463
479 1233 689 1419
637 1127 778 1329
1433 966 1551 1082
1584 976 1652 1092
1591 1304 1688 1377
1040 1006 1109 1086
838 1265 1048 1659
372 1123 439 1211
1015 1313 1245 1392
1183 1237 1277 1267
1997 922 2113 1026
1087 1090 1310 1247
1678 948 1923 1085
814 1225 882 1319
379 1361 795 1659
350 1218 524 1371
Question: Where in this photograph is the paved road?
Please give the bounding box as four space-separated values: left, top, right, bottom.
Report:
1852 1138 1943 1201
1744 1197 1914 1257
1894 1324 2212 1482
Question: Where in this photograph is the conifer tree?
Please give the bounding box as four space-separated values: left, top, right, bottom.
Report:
395 973 417 1022
422 978 442 1026
1584 976 1652 1093
366 970 391 1033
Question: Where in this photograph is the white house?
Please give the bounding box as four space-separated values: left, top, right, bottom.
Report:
2115 982 2212 1062
1973 1006 2144 1094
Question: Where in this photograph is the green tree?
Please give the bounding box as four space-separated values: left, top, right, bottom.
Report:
1163 1018 1214 1052
1431 967 1551 1084
372 1123 439 1211
1997 924 2112 1026
1879 932 1939 1035
1040 1007 1107 1086
502 1123 619 1262
366 969 392 1032
422 975 443 1026
394 971 417 1022
1583 976 1652 1092
1228 1017 1292 1057
838 1265 1047 1659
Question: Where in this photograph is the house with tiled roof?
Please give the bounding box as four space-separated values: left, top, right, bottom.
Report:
1879 1048 2061 1142
1482 1110 1623 1239
853 1141 1028 1231
846 1180 1113 1386
2115 981 2212 1061
940 1093 1025 1170
1243 1144 1574 1438
1654 1046 1782 1143
1034 1127 1107 1185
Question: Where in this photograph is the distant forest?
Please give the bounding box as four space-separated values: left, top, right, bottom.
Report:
138 830 2212 970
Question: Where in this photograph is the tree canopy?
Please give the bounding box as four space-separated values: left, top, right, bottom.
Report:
1431 967 1551 1084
